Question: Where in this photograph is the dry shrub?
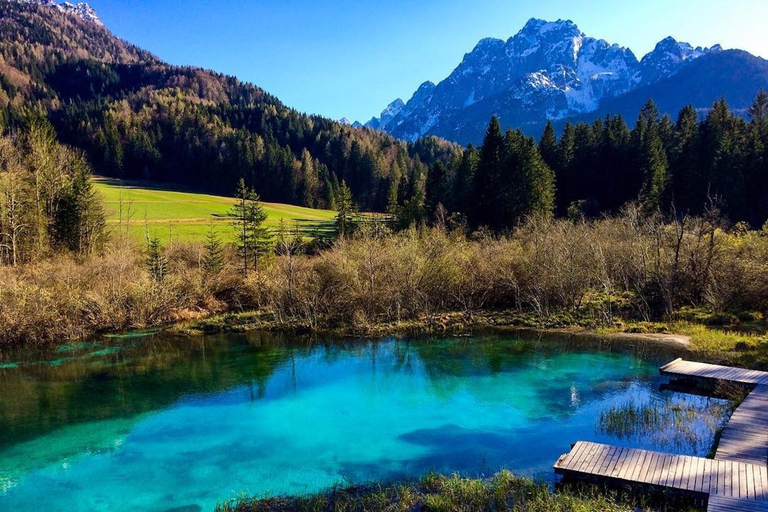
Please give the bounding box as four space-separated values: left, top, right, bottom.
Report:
4 209 768 347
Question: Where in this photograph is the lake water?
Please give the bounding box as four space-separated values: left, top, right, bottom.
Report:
0 332 729 512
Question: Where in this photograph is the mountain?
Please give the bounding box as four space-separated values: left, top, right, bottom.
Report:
366 18 764 144
0 0 458 212
18 0 102 25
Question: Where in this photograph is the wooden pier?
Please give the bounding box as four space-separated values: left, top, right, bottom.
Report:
716 385 768 466
555 359 768 512
660 358 768 387
554 441 768 500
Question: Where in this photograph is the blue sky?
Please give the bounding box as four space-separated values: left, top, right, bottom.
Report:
90 0 768 123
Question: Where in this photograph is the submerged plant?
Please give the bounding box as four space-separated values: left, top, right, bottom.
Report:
597 396 731 454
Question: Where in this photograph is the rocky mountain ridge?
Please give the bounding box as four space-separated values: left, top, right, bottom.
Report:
367 18 732 143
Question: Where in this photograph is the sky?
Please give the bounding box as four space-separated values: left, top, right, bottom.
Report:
89 0 768 123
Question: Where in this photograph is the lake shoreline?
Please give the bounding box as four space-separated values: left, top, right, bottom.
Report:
168 309 693 349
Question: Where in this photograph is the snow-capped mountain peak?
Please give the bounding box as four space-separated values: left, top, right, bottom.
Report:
366 18 724 144
17 0 103 26
640 36 721 84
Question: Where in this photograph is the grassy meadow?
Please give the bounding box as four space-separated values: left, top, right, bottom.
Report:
93 177 339 243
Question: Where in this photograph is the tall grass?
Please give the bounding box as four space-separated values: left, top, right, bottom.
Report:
216 471 642 512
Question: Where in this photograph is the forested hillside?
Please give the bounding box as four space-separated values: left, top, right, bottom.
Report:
0 1 459 211
2 1 767 229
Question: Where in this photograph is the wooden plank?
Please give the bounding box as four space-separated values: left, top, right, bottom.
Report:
708 495 768 512
574 442 597 474
661 359 768 386
617 449 638 481
609 446 628 478
605 446 625 478
720 460 729 497
658 454 673 488
640 452 658 484
692 456 702 492
630 449 649 482
705 458 716 495
651 452 665 486
565 442 587 471
599 445 618 474
554 441 768 503
676 455 689 490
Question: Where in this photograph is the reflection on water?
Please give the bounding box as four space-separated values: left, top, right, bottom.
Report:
0 332 727 512
598 396 731 453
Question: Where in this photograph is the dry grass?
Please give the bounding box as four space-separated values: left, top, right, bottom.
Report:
3 212 768 352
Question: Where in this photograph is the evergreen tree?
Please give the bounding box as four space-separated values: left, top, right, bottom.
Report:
538 121 559 172
230 178 270 275
425 160 448 216
473 116 505 228
146 237 168 282
671 105 703 214
556 122 576 214
519 137 556 219
703 99 747 218
747 91 768 224
639 125 671 213
202 224 225 276
334 180 358 238
453 144 478 216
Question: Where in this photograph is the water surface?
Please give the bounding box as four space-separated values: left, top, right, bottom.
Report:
0 332 728 512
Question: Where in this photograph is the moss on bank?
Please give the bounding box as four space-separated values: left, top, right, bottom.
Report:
217 471 645 512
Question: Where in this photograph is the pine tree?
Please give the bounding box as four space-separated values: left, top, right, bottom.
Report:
425 161 448 216
147 237 168 282
538 121 559 172
748 90 768 131
520 137 556 219
703 99 747 218
473 116 505 228
230 178 270 275
335 180 358 238
556 122 576 214
453 144 478 216
671 105 702 214
639 125 671 213
747 91 768 224
202 224 225 276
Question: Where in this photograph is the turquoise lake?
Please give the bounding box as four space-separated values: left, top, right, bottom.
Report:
0 332 729 512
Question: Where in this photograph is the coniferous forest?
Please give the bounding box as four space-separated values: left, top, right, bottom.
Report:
427 93 768 231
3 2 768 230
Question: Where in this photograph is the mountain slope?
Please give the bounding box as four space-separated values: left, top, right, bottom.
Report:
590 50 768 121
367 18 763 144
0 0 459 211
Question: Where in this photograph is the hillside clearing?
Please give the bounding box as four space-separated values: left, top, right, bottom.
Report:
93 177 338 243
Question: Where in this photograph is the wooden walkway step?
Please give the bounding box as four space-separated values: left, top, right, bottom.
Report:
554 441 768 501
660 359 768 386
716 385 768 466
708 495 768 512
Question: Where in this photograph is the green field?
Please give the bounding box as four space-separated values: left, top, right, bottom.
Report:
93 177 338 244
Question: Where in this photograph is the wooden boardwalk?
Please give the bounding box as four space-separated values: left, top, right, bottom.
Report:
660 358 768 386
554 360 768 511
554 441 768 501
716 385 768 466
708 496 768 512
